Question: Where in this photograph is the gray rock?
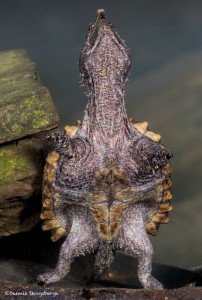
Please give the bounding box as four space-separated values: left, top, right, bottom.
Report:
0 138 44 236
0 257 201 300
0 49 59 144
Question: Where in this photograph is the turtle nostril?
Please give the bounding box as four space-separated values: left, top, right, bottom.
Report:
97 8 106 20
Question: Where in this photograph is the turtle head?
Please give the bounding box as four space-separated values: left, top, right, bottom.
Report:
79 9 131 87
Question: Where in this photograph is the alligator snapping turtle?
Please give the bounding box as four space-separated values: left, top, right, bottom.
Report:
37 9 173 289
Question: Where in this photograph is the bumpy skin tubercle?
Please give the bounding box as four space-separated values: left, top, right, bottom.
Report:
37 9 173 289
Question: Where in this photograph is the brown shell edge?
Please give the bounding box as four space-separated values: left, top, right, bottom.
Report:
41 150 68 241
130 119 173 236
41 124 81 242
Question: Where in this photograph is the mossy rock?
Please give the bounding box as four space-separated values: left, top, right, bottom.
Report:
0 138 44 236
0 49 59 144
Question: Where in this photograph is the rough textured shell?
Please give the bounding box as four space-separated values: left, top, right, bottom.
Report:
41 121 172 241
42 150 67 241
131 120 172 236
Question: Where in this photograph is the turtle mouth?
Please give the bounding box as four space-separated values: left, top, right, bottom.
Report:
86 9 121 52
96 8 106 21
86 9 107 50
79 9 131 86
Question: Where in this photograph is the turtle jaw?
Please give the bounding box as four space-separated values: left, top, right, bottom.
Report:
79 9 131 86
86 9 108 51
96 8 106 22
82 9 128 56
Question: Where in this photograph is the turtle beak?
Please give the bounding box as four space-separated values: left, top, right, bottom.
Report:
86 9 107 49
94 9 111 35
95 8 106 23
86 9 118 50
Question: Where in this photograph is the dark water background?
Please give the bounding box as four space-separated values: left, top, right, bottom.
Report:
1 0 202 123
0 0 202 269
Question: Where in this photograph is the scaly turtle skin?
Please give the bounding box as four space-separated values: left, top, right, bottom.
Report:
38 9 173 289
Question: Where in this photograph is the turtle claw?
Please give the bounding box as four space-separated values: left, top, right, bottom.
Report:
140 275 163 290
37 272 61 285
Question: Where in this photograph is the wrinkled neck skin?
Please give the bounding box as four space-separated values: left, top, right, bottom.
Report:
78 10 132 150
81 73 130 149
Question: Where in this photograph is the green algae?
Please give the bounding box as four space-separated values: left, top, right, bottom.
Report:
0 49 31 75
0 49 59 144
22 95 52 129
0 146 32 185
0 91 55 142
0 77 39 105
11 123 24 135
32 111 49 129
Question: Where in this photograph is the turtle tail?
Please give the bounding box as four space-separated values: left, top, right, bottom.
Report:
93 242 115 277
